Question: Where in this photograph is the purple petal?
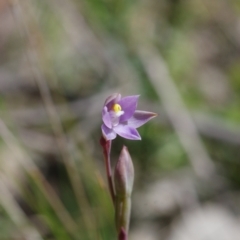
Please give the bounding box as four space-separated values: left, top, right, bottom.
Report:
118 95 139 122
102 106 112 128
114 124 141 140
127 110 157 128
105 93 121 110
101 124 117 140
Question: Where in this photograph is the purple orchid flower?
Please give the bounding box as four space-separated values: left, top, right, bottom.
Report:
101 93 157 140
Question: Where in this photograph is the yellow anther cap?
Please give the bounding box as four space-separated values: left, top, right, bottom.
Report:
112 103 122 113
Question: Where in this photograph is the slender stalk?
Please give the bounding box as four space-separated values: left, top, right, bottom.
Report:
100 137 115 203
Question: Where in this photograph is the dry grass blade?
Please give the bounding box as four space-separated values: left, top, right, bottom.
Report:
0 118 78 235
9 0 99 238
0 174 43 240
138 46 216 180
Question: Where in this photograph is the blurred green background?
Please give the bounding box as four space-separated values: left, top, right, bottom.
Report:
1 0 240 239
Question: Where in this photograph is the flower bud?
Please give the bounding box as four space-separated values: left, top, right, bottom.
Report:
114 146 134 234
114 146 134 198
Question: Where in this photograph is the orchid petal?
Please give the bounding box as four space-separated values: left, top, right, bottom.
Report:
114 124 141 140
102 107 112 128
118 95 139 122
127 110 157 128
101 124 117 140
